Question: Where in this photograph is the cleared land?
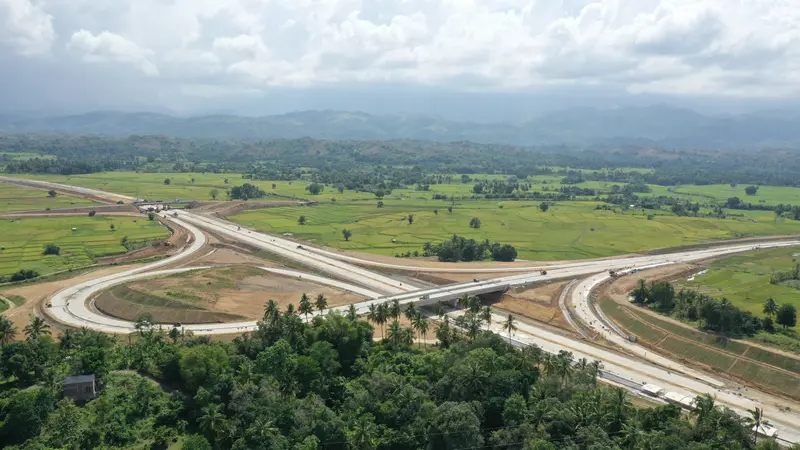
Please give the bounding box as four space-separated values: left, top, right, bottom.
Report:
228 201 800 261
600 297 800 397
0 184 98 212
0 216 169 277
95 265 365 324
676 248 800 329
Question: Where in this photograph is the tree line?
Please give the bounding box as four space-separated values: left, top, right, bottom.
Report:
631 280 797 336
423 235 518 262
1 300 789 450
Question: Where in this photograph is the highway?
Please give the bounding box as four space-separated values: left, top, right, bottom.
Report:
5 176 800 444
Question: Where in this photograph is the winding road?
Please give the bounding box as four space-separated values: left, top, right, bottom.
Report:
3 176 800 444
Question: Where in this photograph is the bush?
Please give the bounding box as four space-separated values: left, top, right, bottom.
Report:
148 212 156 221
88 211 96 217
469 217 481 229
43 243 60 255
11 269 40 282
47 190 57 197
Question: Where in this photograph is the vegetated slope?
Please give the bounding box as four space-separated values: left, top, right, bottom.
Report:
4 106 800 147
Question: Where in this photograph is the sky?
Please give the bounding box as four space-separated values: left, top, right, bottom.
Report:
1 0 799 119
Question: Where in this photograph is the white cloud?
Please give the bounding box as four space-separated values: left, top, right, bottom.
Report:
69 29 159 76
7 0 800 100
0 0 55 55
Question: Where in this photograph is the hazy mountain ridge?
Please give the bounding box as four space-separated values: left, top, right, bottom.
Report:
2 106 799 148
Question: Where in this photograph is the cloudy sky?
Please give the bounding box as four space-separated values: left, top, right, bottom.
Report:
1 0 799 118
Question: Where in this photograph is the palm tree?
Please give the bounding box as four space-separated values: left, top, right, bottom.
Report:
285 303 296 316
412 313 429 348
389 299 401 320
367 304 377 324
618 420 645 449
315 294 328 316
747 407 766 444
481 306 493 330
0 315 17 345
376 303 388 339
632 279 648 304
198 403 226 441
263 299 279 324
58 328 76 350
23 316 50 340
504 314 517 337
763 298 778 317
387 320 408 348
404 303 418 322
347 304 358 321
434 301 446 318
299 293 313 320
348 414 377 450
692 394 717 428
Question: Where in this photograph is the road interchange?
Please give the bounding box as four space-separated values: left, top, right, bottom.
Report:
3 176 800 444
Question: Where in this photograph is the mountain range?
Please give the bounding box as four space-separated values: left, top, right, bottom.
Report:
2 105 800 148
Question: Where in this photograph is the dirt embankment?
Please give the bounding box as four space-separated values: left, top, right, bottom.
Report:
492 281 572 331
93 265 366 324
95 218 190 265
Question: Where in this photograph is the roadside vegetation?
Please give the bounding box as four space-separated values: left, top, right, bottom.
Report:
0 309 783 450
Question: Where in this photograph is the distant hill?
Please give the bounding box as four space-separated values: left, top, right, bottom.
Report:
2 106 800 148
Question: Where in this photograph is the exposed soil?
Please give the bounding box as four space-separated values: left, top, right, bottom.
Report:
491 281 572 330
107 265 365 321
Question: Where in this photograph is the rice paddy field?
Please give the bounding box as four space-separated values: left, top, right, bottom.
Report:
14 171 800 207
0 184 99 212
228 200 800 261
676 248 800 324
0 216 169 277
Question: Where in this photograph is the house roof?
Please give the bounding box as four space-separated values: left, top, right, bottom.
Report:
64 374 95 384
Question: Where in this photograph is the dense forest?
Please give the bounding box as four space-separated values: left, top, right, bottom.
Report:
0 304 790 450
4 134 800 186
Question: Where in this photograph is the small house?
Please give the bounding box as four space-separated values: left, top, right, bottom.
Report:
63 374 97 401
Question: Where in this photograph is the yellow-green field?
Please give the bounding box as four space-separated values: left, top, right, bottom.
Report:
0 184 98 212
676 248 800 328
0 216 169 277
228 200 800 261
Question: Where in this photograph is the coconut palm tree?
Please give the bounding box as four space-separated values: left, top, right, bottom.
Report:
763 298 778 317
387 320 412 348
747 407 767 444
367 304 377 324
412 313 429 347
0 315 17 345
481 306 493 330
347 304 358 321
632 279 649 304
263 299 280 324
198 403 226 441
315 294 328 316
299 293 313 320
504 314 517 337
404 303 418 322
285 303 296 316
434 301 446 318
692 394 717 428
376 303 389 339
389 299 401 320
23 316 50 340
348 414 377 450
618 420 645 449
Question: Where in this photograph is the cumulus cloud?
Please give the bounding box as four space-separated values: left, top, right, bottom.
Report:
69 30 159 76
0 0 55 55
5 0 800 108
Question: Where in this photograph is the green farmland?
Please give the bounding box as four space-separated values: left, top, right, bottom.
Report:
677 248 800 328
0 216 169 277
0 184 98 212
228 200 800 261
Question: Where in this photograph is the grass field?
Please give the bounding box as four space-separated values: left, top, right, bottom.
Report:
672 184 800 206
599 297 800 395
0 216 169 277
229 200 800 260
0 184 98 212
676 248 800 326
